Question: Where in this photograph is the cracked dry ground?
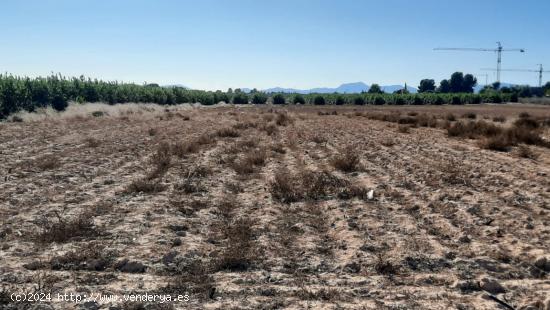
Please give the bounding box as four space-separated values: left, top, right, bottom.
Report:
1 105 549 310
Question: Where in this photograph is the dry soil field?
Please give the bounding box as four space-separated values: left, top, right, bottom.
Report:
1 103 549 310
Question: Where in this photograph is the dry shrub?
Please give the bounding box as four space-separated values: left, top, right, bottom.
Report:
34 154 60 171
166 260 215 300
478 135 512 152
172 140 200 157
374 253 399 275
215 195 240 219
238 139 258 149
397 125 410 133
407 111 418 117
230 159 256 175
196 133 216 146
182 164 212 179
215 217 258 272
146 142 171 179
35 212 97 244
519 112 531 118
216 127 240 138
270 169 302 203
84 137 101 147
447 121 502 138
462 112 477 119
275 112 293 126
436 161 472 186
416 114 438 127
126 178 167 193
296 288 343 301
514 117 539 130
493 116 506 123
233 121 258 130
397 116 417 125
301 170 349 200
445 113 456 121
380 137 396 147
311 134 328 144
175 177 205 194
50 242 116 271
175 164 210 193
516 145 539 160
261 123 279 136
331 146 360 172
271 168 350 203
270 142 286 154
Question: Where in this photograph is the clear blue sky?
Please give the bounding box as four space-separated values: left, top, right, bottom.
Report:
1 0 549 90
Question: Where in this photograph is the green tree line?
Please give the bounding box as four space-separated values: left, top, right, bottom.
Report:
0 72 544 119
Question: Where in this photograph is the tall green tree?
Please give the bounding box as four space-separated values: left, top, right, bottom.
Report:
449 72 464 93
437 79 451 93
462 74 477 93
418 79 435 93
368 84 383 94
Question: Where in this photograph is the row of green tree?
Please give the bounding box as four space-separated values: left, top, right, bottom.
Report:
0 73 545 118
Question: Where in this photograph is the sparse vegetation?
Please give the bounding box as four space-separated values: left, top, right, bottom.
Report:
4 104 549 310
331 146 361 172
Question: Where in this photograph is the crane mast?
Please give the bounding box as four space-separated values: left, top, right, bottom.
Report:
434 42 525 83
481 64 550 87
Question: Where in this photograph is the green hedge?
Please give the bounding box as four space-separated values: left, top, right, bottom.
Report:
0 74 519 119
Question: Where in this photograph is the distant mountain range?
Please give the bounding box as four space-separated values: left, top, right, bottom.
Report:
260 82 417 94
165 82 522 94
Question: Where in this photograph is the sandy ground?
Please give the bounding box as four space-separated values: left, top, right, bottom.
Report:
1 103 549 310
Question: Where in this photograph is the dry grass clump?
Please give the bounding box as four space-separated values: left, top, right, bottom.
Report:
374 253 400 275
447 121 503 139
445 113 457 121
215 195 240 219
478 136 512 152
275 112 293 126
216 127 240 138
214 217 259 272
448 119 548 151
165 260 215 300
146 142 172 179
270 168 350 203
34 154 61 171
229 149 267 175
416 114 439 127
126 178 167 193
50 243 116 271
35 212 97 244
301 170 349 200
172 134 216 158
493 116 506 123
330 146 361 172
311 134 328 144
232 120 258 130
175 164 211 193
295 288 343 301
237 139 258 149
514 117 539 129
172 140 200 157
270 169 302 203
516 145 539 160
462 112 477 119
84 137 101 147
182 164 212 179
261 123 279 136
398 125 411 133
271 142 286 154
